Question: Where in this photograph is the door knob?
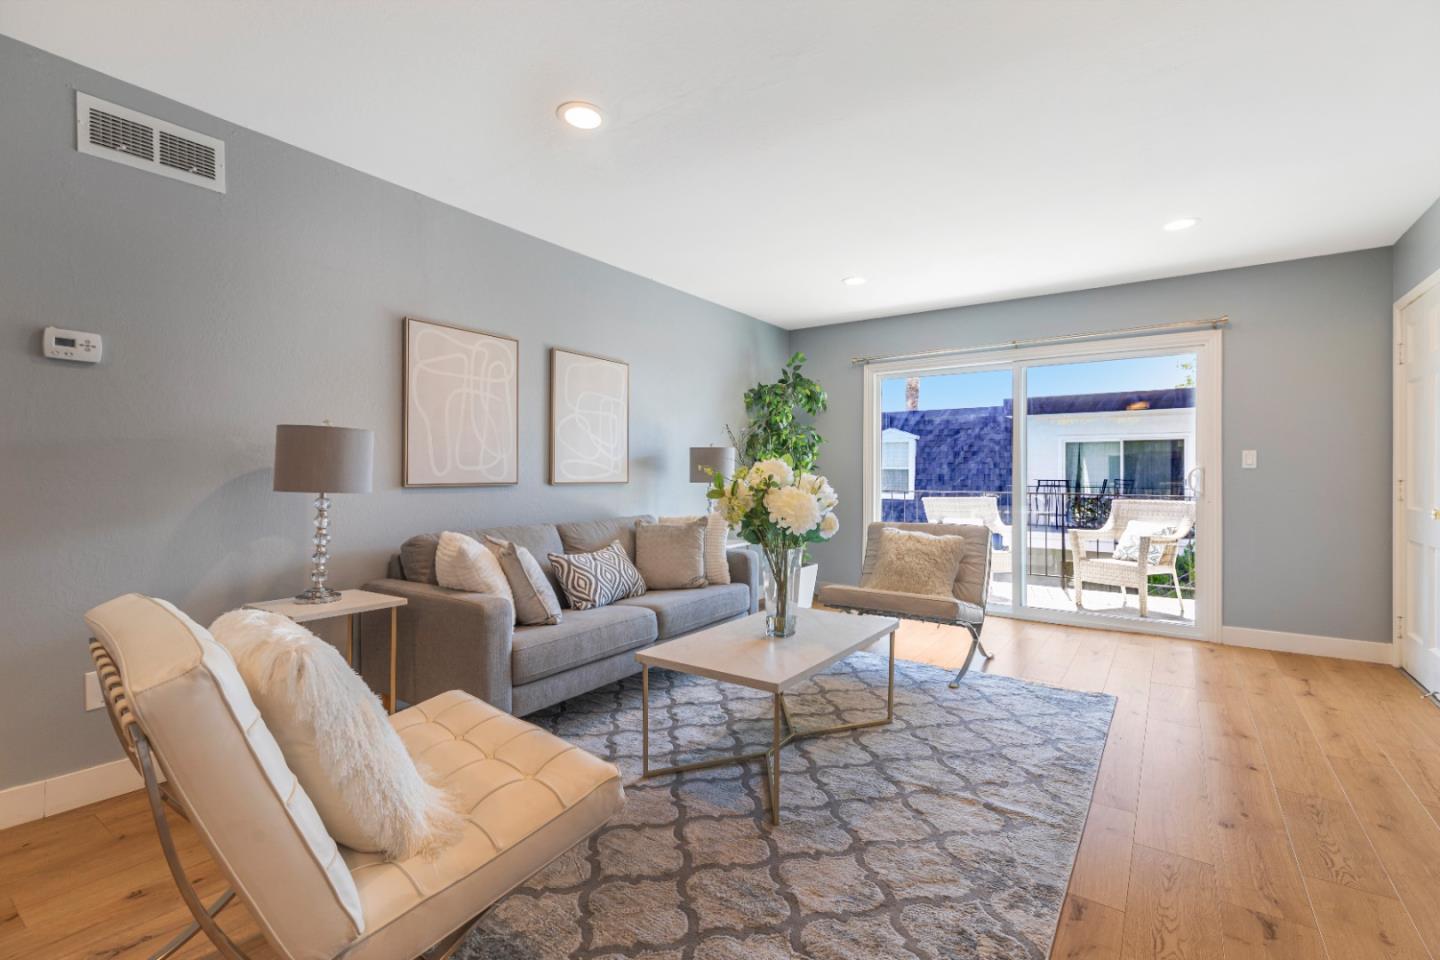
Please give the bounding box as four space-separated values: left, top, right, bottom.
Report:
1433 508 1440 520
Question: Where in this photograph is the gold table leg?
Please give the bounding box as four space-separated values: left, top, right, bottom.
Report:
388 607 398 714
770 692 782 825
642 665 650 778
641 632 900 826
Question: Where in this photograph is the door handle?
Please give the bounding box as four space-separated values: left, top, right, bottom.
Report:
1432 508 1440 520
1186 466 1204 496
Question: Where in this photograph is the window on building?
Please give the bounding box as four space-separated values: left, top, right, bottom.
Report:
1065 438 1184 495
881 429 917 495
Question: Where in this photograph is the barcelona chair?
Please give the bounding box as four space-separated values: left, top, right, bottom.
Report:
84 593 624 960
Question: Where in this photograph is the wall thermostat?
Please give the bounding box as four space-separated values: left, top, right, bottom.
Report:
43 326 102 363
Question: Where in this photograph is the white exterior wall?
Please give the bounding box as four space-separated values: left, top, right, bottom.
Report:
1026 407 1196 487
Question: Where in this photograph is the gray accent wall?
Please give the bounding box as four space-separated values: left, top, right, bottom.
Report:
792 249 1395 645
1395 195 1440 299
0 37 787 789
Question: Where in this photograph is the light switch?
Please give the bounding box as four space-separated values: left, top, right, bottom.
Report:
84 671 103 711
1242 449 1258 469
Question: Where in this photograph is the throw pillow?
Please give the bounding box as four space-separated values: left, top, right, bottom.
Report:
634 518 708 589
861 527 966 598
549 541 646 610
485 536 563 625
210 608 462 860
435 531 514 601
660 513 731 585
1112 520 1178 564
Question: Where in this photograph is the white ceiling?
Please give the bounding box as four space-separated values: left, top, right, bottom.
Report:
4 1 1439 329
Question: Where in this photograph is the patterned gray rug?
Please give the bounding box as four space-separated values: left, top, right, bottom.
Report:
460 652 1114 960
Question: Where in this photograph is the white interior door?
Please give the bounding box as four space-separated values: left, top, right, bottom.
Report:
1397 279 1440 694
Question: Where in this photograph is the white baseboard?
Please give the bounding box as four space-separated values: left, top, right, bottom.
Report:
1221 625 1399 665
0 757 142 831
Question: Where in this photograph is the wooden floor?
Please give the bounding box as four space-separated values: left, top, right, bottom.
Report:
4 617 1440 959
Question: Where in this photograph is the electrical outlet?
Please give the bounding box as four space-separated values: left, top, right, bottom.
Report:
1242 449 1258 469
84 671 103 711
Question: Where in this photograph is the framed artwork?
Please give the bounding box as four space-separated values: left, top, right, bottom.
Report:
403 316 518 486
550 348 629 484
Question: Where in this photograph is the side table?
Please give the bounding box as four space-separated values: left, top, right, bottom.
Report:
244 589 407 713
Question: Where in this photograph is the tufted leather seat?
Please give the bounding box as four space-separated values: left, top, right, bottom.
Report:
339 690 623 958
83 594 623 960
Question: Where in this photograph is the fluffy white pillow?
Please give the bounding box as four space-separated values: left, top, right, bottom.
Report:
862 527 966 597
210 609 462 860
435 531 514 601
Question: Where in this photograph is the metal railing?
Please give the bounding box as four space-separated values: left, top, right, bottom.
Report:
880 483 1196 598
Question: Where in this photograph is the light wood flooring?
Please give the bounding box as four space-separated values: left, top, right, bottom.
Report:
3 617 1440 959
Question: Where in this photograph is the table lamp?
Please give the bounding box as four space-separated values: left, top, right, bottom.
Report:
273 423 374 603
689 446 736 510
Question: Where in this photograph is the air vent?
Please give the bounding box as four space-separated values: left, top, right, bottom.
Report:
76 92 225 193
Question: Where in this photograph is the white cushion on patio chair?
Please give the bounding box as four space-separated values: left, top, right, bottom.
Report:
84 594 624 960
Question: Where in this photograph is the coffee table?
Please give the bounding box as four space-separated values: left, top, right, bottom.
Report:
635 607 899 824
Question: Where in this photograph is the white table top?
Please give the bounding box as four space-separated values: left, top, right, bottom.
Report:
245 588 406 623
636 607 898 693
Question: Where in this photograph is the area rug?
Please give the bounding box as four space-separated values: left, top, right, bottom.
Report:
459 652 1115 960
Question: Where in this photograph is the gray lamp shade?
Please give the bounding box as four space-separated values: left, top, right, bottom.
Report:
689 446 736 483
273 424 374 493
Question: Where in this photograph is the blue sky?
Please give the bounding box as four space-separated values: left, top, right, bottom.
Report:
881 354 1196 412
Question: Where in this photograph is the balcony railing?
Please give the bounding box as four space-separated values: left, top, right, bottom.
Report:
880 483 1195 597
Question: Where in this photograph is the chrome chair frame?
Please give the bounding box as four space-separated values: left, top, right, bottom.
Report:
86 639 487 960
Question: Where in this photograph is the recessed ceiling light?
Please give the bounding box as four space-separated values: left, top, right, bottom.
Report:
842 276 867 286
1163 217 1200 232
557 101 603 130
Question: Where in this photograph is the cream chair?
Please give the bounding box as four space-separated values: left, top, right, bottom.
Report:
84 593 624 960
921 495 1012 574
1069 498 1195 618
817 521 995 687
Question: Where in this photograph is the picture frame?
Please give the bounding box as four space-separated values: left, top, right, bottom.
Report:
403 316 519 487
549 347 630 484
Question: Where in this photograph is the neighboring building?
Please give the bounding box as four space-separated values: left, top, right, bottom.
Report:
881 388 1195 521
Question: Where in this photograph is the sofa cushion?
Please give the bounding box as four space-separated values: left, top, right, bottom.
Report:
556 515 655 560
510 606 657 685
340 690 624 960
616 584 750 639
400 523 564 593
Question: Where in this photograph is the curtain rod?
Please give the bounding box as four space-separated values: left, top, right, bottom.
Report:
849 315 1228 366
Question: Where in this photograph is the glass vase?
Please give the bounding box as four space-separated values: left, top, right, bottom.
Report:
763 545 804 638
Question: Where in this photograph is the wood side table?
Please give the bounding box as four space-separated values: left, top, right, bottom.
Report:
245 589 407 713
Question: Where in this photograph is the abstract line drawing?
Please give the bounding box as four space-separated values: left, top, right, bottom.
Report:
404 317 518 486
550 348 629 484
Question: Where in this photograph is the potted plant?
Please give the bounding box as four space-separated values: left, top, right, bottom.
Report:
714 352 833 627
709 457 838 636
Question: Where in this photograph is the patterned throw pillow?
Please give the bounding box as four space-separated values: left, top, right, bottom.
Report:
549 541 647 610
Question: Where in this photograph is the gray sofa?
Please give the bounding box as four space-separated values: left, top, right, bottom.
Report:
361 515 759 716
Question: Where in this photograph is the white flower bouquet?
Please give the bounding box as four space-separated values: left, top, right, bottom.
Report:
708 456 838 636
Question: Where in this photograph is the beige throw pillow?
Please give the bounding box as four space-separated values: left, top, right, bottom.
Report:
861 527 966 598
435 531 514 601
210 609 462 860
635 518 708 589
660 513 731 585
485 536 563 625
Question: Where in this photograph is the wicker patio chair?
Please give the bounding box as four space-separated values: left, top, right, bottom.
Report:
817 521 995 687
1069 498 1194 618
921 495 1012 574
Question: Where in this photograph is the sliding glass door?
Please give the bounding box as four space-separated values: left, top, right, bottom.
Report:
877 366 1015 607
864 331 1219 638
1022 354 1199 627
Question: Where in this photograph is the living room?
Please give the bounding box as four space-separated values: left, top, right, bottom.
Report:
3 4 1440 959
